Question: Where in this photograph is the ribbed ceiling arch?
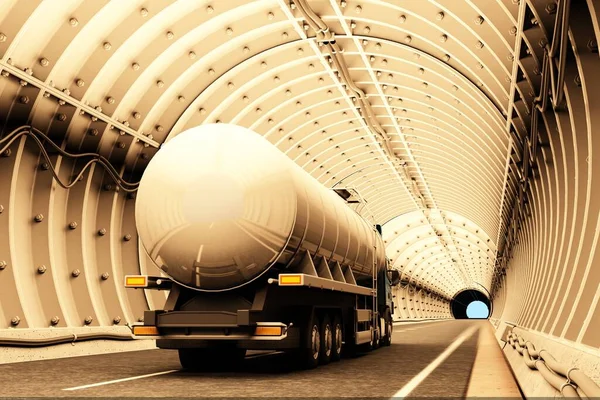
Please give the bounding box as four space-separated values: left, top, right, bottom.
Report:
0 0 520 300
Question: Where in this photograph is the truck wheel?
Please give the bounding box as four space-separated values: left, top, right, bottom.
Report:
331 314 343 362
381 309 393 346
372 323 381 350
178 347 246 371
319 314 332 365
297 313 320 369
178 348 209 370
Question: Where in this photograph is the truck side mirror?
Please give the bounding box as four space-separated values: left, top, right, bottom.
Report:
388 269 400 286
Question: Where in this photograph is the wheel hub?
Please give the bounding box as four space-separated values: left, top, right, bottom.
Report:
324 325 332 357
335 325 342 353
311 325 320 360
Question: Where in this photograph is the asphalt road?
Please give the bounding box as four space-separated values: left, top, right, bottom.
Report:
0 320 483 398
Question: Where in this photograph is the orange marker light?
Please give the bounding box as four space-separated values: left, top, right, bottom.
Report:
279 275 302 285
125 275 147 287
254 326 282 336
133 326 159 336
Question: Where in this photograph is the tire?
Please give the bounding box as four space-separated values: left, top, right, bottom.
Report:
178 347 246 371
319 314 333 365
381 308 393 346
297 311 321 369
372 326 380 350
331 314 343 362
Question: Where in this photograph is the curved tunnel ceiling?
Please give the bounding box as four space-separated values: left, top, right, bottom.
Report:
2 0 600 344
0 0 520 300
383 210 497 299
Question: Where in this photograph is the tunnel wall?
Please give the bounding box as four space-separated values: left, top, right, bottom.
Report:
492 2 600 351
392 284 451 321
0 135 165 332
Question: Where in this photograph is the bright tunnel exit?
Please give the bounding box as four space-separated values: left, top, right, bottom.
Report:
450 289 491 319
466 301 490 319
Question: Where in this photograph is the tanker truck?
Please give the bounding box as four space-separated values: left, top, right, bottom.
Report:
125 123 399 370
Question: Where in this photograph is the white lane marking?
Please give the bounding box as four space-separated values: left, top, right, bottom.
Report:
62 369 178 391
391 325 479 399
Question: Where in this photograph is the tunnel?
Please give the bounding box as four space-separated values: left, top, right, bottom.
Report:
1 0 600 398
450 289 491 320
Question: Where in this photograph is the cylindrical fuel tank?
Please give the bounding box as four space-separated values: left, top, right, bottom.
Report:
135 124 387 291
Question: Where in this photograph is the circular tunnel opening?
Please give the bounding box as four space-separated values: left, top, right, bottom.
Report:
451 289 491 319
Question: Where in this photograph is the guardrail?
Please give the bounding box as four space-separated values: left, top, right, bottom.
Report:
508 331 600 398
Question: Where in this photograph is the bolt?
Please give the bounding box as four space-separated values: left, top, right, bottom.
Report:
76 79 84 87
133 112 141 119
475 16 484 25
37 265 47 274
117 142 126 149
0 33 6 42
113 316 121 324
103 184 113 191
155 125 164 132
34 214 44 222
539 38 548 48
140 7 148 17
71 269 81 277
137 317 144 322
156 80 164 88
545 2 557 14
50 316 60 325
103 41 112 50
509 26 517 35
166 31 174 40
0 260 6 270
11 316 20 326
19 96 29 104
188 51 196 59
56 113 67 121
69 17 78 26
2 149 11 157
98 228 107 236
436 12 444 20
84 316 93 325
101 272 110 280
68 221 78 230
131 62 140 71
141 153 149 160
575 75 581 86
106 96 115 104
588 39 598 53
39 162 49 171
89 128 98 136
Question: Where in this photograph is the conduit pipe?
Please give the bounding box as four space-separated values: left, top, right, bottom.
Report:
508 331 600 399
0 125 140 192
0 333 134 347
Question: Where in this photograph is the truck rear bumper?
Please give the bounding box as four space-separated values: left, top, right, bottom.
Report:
155 327 300 350
132 317 301 350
